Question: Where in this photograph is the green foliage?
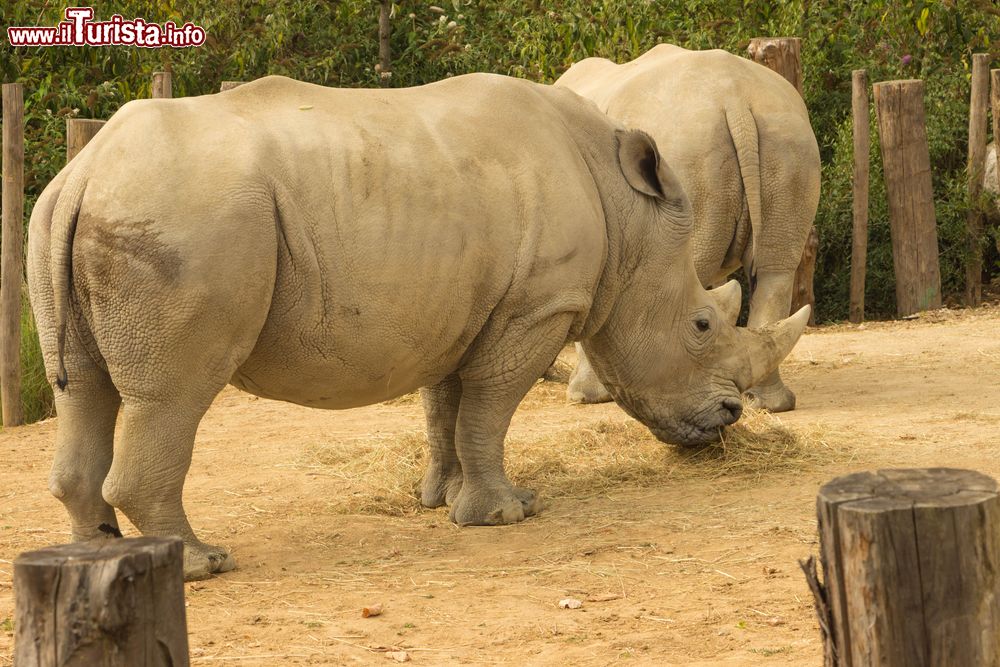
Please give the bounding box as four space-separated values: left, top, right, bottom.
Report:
1 0 999 419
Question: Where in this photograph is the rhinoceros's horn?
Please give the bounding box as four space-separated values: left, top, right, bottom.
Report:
709 280 742 326
745 305 811 387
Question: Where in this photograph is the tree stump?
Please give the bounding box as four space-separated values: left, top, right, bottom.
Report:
872 80 942 317
14 537 189 666
219 81 244 92
815 468 1000 667
66 119 107 162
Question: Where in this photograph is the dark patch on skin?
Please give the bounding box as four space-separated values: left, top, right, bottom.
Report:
75 215 183 284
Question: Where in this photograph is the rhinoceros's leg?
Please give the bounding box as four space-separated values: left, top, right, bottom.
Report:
745 268 797 412
103 389 234 581
566 343 613 404
448 314 574 526
419 373 464 508
48 336 122 542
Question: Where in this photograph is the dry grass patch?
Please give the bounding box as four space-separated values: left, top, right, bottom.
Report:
306 407 854 516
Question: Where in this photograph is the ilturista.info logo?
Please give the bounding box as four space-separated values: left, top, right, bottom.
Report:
7 7 206 48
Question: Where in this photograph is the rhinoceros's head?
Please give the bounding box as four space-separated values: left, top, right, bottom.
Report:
581 129 809 447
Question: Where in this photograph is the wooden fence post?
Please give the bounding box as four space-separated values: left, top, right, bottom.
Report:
151 71 172 98
849 70 870 324
219 81 244 92
66 119 107 162
14 537 190 666
873 79 942 317
965 53 990 306
808 468 1000 666
1 83 24 428
747 36 817 323
377 0 392 86
992 69 1000 257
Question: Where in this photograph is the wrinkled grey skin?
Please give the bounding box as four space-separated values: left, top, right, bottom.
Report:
556 44 821 412
28 74 807 580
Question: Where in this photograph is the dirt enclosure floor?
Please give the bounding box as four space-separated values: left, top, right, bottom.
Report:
2 304 999 665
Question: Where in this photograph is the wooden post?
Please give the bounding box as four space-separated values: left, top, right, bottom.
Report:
66 119 106 162
747 37 803 92
14 537 190 666
747 37 817 322
966 54 990 306
377 0 392 86
872 79 942 317
811 468 1000 666
849 70 870 324
151 71 172 98
219 81 244 92
1 83 24 428
992 69 1000 258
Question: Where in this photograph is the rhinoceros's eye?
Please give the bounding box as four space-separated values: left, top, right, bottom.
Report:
695 318 711 332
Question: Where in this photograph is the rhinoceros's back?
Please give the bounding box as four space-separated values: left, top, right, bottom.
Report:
207 76 609 408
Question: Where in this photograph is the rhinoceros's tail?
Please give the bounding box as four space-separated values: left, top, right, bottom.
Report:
725 105 762 294
50 166 88 390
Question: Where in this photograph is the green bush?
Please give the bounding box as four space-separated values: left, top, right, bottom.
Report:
2 0 999 421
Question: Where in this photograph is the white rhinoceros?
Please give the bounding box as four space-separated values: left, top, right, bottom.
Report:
28 74 808 580
555 44 821 412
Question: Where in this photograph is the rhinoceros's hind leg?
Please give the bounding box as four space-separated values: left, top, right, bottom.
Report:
746 372 796 412
102 391 236 581
48 343 122 542
567 343 613 404
745 268 798 413
419 373 464 508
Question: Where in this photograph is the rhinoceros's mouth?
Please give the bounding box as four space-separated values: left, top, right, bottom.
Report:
648 422 722 448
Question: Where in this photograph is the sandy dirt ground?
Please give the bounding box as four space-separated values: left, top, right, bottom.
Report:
2 304 998 665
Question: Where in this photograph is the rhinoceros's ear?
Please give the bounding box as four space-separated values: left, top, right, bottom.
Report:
617 129 665 199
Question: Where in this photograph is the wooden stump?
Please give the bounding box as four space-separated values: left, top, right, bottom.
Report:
872 80 942 317
66 119 106 162
849 70 870 324
815 468 1000 667
1 83 24 428
14 537 190 666
747 37 803 93
965 53 991 306
747 37 817 321
219 81 244 92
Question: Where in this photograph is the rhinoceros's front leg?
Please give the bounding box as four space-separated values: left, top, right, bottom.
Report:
419 373 464 508
447 314 574 526
745 268 798 412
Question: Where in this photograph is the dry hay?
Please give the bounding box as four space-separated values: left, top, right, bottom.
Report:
306 406 854 516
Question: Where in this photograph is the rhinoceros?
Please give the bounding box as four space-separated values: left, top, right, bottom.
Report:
555 44 821 412
28 74 808 579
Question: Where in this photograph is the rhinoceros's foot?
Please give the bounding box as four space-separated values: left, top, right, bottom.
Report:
449 484 541 526
567 378 613 404
420 465 464 509
746 383 796 413
183 541 236 581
